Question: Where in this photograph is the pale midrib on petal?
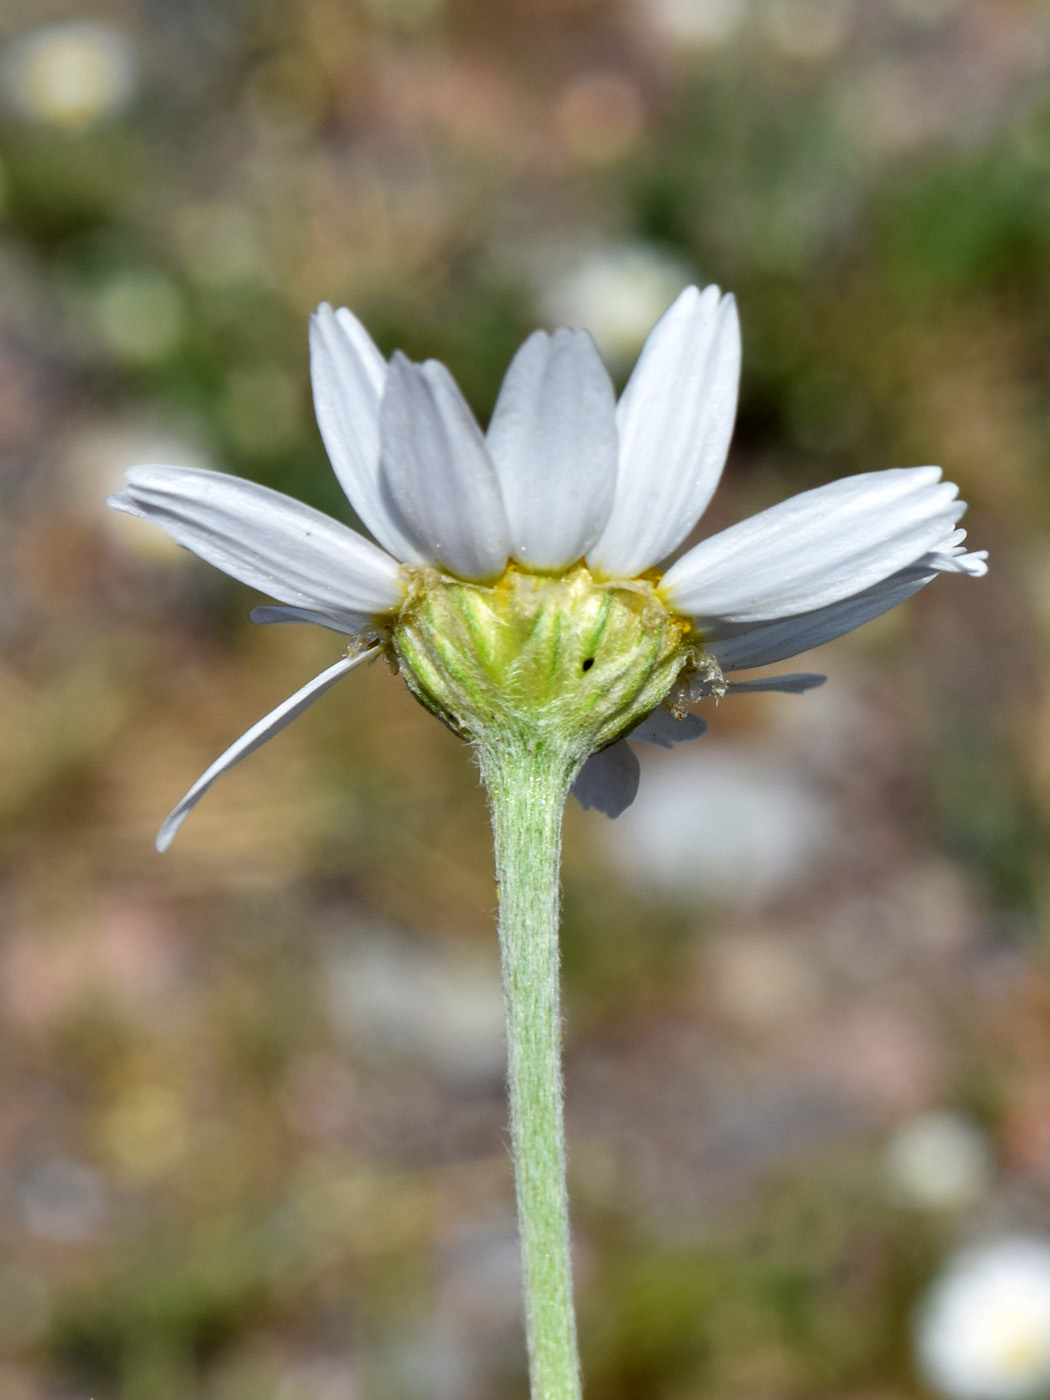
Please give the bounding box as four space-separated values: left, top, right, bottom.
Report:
380 355 509 581
588 286 741 579
112 466 403 618
487 328 618 572
617 298 738 567
310 306 426 564
661 468 962 624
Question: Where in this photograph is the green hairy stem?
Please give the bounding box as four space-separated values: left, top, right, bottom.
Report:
479 736 581 1400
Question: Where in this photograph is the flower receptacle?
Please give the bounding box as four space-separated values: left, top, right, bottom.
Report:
392 564 694 760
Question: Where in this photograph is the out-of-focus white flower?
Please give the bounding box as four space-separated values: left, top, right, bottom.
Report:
1 22 137 132
917 1238 1050 1400
885 1110 992 1209
647 0 748 49
540 245 693 364
68 424 208 559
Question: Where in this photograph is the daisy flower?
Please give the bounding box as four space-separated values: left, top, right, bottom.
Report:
109 284 985 847
917 1237 1050 1400
110 283 986 1400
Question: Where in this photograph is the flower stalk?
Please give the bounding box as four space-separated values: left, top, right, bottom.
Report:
479 734 582 1400
109 285 987 1395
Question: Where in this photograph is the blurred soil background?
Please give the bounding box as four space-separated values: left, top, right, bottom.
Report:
0 0 1047 1396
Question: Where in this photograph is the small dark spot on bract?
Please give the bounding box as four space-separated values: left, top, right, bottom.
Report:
582 658 594 672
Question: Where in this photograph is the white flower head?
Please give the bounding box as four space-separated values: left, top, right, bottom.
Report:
917 1237 1050 1400
108 285 987 849
541 244 693 365
1 22 137 132
647 0 748 50
885 1110 992 1211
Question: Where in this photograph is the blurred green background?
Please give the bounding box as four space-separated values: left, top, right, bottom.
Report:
0 0 1046 1396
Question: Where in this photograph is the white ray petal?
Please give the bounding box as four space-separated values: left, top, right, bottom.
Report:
589 285 741 579
629 708 708 747
380 354 509 580
486 328 618 570
933 546 989 575
309 305 424 562
572 740 641 817
661 467 963 624
706 557 948 672
156 648 376 852
111 466 403 617
726 673 827 694
250 605 368 636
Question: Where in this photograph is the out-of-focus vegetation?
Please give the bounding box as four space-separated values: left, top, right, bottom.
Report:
0 1 1048 1397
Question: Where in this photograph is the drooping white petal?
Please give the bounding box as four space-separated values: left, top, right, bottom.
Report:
156 647 377 852
661 467 964 625
706 556 948 671
588 285 741 579
250 605 367 636
572 740 640 817
379 354 509 580
111 466 403 617
309 305 424 562
726 673 827 694
486 329 618 570
630 708 708 748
